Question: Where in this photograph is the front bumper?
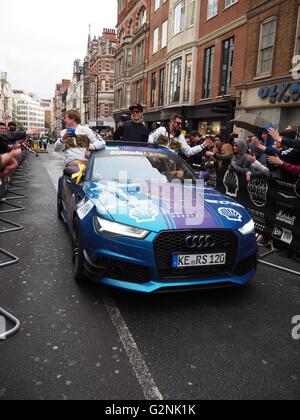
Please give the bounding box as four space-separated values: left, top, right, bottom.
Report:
81 225 258 293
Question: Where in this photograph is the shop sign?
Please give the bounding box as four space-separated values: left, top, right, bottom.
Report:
258 82 300 104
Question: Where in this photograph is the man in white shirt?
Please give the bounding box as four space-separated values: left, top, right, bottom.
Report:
149 114 213 157
54 110 105 166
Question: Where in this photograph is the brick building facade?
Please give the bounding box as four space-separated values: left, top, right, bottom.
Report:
144 0 201 130
83 28 117 127
115 0 300 136
52 79 70 137
236 0 300 134
192 0 249 136
114 0 151 121
144 0 169 129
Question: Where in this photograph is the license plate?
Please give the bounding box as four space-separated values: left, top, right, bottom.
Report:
172 253 226 268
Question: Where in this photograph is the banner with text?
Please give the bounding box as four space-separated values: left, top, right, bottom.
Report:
207 168 300 252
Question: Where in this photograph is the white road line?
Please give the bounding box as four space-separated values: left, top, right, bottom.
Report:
105 295 164 401
44 151 164 401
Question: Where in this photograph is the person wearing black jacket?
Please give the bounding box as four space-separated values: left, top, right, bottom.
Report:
122 104 149 143
0 123 9 154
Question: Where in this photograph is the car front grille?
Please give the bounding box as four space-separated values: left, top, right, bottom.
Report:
153 229 239 281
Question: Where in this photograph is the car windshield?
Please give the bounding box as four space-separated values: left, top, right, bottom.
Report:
91 149 197 183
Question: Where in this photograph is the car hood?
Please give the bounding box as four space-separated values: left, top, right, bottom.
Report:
85 181 251 233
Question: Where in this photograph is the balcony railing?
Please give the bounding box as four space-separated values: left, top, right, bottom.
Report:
115 63 146 83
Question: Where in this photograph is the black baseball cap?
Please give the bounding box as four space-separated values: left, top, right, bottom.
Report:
129 104 143 113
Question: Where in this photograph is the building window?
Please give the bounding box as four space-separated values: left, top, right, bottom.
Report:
257 18 277 76
187 0 195 27
159 68 166 107
135 80 143 104
151 73 157 108
118 0 126 14
138 7 147 29
207 0 218 19
153 28 159 54
125 84 131 108
203 46 215 99
184 54 193 102
119 29 125 44
136 41 144 65
295 7 300 55
162 20 168 49
170 57 182 103
224 0 237 8
174 1 185 36
154 0 160 12
126 49 132 68
116 89 123 110
220 37 234 95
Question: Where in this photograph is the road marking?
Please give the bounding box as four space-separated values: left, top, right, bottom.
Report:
105 295 164 401
44 151 164 401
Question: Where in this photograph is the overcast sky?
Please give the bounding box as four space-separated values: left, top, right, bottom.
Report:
0 0 117 99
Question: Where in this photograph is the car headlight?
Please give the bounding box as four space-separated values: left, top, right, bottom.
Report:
238 219 255 236
94 217 150 239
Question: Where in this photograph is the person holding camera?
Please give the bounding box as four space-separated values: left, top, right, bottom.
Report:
54 110 105 167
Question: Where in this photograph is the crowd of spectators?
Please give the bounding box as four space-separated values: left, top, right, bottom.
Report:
183 126 300 182
0 122 26 179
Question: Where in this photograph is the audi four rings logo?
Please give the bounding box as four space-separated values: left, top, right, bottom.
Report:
185 235 216 249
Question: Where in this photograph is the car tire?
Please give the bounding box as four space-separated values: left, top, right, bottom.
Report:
72 217 88 284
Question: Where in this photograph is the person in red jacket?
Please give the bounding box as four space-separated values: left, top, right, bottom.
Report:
268 155 300 178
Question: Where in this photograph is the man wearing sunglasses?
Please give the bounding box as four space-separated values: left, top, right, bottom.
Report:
149 114 213 157
122 104 149 143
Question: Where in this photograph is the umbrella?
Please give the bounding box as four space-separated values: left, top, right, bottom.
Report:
231 113 272 133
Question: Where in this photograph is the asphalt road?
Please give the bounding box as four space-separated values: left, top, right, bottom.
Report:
0 148 299 400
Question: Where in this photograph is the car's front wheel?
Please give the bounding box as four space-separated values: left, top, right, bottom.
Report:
72 217 88 284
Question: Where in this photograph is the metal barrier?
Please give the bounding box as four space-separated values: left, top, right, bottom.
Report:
258 242 300 276
0 152 29 340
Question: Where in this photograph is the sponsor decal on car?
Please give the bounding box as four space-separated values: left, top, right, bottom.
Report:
129 201 159 223
77 200 94 220
205 199 244 208
218 208 243 222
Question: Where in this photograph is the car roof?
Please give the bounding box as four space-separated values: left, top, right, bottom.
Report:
99 141 175 155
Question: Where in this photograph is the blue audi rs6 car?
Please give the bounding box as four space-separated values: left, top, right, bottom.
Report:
57 142 258 293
